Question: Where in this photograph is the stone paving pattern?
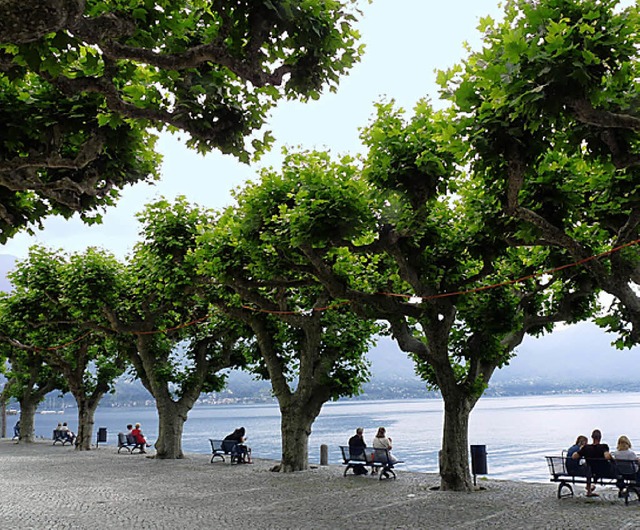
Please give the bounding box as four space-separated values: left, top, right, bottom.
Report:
1 439 639 529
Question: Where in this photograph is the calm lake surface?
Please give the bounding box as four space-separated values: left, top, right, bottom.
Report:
24 392 640 483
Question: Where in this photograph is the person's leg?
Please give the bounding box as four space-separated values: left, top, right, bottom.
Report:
586 477 598 496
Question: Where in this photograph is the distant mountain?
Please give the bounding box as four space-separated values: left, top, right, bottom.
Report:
366 336 417 380
362 322 640 385
493 322 640 383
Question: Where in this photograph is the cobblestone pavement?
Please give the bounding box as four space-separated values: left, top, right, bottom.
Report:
1 439 639 529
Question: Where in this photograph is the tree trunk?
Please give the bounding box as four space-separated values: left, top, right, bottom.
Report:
1 395 6 439
74 396 101 451
439 393 474 491
18 398 38 443
154 397 188 459
278 402 321 472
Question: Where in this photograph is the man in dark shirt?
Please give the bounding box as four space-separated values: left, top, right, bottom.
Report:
572 429 611 496
348 427 368 475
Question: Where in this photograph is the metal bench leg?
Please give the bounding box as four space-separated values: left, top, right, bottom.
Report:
379 465 396 480
625 487 640 505
557 482 573 499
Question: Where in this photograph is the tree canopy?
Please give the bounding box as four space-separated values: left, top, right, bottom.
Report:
0 0 364 240
440 0 640 345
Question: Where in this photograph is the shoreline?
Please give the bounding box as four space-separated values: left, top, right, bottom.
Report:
17 388 640 410
0 439 637 529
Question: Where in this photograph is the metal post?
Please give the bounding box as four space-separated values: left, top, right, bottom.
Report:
320 444 328 466
0 395 6 439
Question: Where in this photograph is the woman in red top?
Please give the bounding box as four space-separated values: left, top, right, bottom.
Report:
131 423 150 453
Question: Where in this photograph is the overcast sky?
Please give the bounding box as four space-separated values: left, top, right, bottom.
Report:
2 0 506 260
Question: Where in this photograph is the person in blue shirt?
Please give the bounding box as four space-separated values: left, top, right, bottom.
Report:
566 434 588 475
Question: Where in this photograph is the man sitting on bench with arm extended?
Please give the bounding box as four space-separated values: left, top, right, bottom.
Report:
572 428 611 497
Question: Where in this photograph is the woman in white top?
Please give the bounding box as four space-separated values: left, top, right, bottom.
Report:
372 427 398 464
610 435 640 486
610 435 639 461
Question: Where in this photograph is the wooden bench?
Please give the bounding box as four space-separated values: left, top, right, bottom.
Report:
52 429 74 446
339 446 403 480
545 455 640 505
209 439 251 464
117 432 145 454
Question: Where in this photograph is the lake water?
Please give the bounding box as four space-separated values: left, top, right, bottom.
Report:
22 392 640 483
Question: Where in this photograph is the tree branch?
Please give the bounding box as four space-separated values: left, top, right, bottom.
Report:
569 99 640 131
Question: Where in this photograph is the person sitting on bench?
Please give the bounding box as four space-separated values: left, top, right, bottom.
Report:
348 427 368 475
131 423 151 453
610 435 640 490
572 429 611 497
223 427 250 463
566 434 590 476
59 422 76 444
372 427 398 464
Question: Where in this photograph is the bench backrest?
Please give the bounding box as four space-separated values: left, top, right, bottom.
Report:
546 455 567 477
339 445 367 464
339 446 394 464
53 429 64 440
118 432 138 446
546 455 635 481
613 459 639 480
221 439 238 453
210 438 243 454
210 439 237 453
373 448 393 463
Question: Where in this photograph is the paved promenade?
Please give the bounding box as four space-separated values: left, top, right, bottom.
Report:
0 439 638 529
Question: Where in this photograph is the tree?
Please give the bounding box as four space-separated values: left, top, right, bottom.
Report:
222 142 598 489
0 1 364 238
199 195 377 470
92 198 252 459
440 0 640 346
0 246 128 449
0 324 66 443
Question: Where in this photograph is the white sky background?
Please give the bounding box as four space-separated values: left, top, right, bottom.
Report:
2 0 506 260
